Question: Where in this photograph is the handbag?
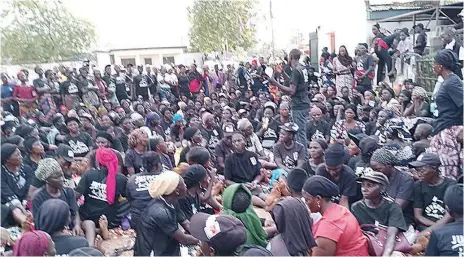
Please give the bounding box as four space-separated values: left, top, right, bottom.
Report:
361 224 413 256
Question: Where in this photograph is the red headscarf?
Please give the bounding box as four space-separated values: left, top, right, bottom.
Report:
96 147 118 205
13 231 50 256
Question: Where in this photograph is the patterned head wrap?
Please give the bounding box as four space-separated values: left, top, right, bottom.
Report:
412 86 428 100
371 148 399 166
128 128 149 149
35 158 62 181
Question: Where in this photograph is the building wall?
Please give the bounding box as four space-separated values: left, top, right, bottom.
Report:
96 48 186 68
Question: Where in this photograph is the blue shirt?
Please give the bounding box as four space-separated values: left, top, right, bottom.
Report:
1 83 14 98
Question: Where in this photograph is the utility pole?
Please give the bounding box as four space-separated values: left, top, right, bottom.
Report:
270 0 275 58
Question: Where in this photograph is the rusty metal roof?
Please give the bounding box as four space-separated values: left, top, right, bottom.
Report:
369 1 438 12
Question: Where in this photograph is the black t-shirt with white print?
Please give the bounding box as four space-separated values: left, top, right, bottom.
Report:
1 164 34 204
306 120 330 141
273 141 305 170
351 198 408 232
133 74 150 100
75 169 127 226
413 178 457 224
258 119 280 148
425 220 463 256
200 126 223 151
126 172 160 226
64 132 93 158
124 149 145 174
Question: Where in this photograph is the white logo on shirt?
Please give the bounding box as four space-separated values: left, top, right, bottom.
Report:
451 235 464 256
134 174 158 191
88 181 107 202
68 140 89 155
68 83 78 94
425 196 446 220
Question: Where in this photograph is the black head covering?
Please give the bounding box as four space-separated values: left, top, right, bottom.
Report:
241 245 273 256
15 125 34 138
182 164 207 189
324 142 346 166
35 199 70 235
434 49 460 73
303 175 340 198
271 198 317 256
287 168 309 193
359 136 380 163
184 127 199 141
1 143 18 165
96 131 113 143
68 247 104 256
312 138 328 151
4 135 23 146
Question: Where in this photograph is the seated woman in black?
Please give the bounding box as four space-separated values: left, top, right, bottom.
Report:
22 137 45 172
75 147 128 240
426 184 463 256
351 171 408 257
1 144 34 229
35 199 89 255
32 158 95 247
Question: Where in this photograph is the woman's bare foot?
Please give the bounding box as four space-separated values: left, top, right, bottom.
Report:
98 215 110 240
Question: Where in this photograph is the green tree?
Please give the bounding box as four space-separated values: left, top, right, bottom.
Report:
1 0 96 64
187 0 257 53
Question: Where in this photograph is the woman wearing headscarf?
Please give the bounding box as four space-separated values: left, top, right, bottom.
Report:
302 175 369 256
134 171 199 256
35 199 89 255
429 49 463 180
221 184 269 247
124 128 149 176
370 148 414 225
146 112 165 140
351 171 408 256
32 158 97 246
330 104 366 143
404 86 431 117
268 198 316 256
75 147 128 239
86 131 125 174
1 143 34 212
333 45 354 97
12 230 55 256
22 136 45 172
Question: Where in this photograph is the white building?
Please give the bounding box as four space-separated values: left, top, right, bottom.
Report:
95 46 188 68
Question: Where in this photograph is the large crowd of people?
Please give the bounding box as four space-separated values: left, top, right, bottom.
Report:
0 22 463 257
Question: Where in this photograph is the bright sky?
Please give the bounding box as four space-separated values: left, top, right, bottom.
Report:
64 0 372 51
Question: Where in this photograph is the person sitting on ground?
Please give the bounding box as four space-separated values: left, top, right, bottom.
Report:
287 168 310 198
303 175 369 256
273 122 305 172
221 184 269 247
68 247 104 257
190 213 247 256
425 184 463 256
12 230 56 256
412 123 433 157
35 199 89 255
178 127 203 164
410 153 457 231
302 139 328 176
371 148 415 225
179 164 218 224
150 137 174 170
268 198 317 256
133 171 199 256
316 142 357 208
32 158 94 246
224 133 267 208
75 147 128 239
126 152 164 230
351 171 408 257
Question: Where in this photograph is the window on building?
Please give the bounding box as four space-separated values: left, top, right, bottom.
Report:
110 54 115 65
121 58 136 67
163 56 175 65
144 58 152 65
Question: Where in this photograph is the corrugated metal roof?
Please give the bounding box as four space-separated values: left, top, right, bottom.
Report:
368 1 437 12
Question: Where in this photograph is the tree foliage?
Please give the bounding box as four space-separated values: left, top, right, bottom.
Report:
187 0 257 53
1 0 96 64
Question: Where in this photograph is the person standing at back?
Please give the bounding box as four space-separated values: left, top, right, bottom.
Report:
268 49 310 158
